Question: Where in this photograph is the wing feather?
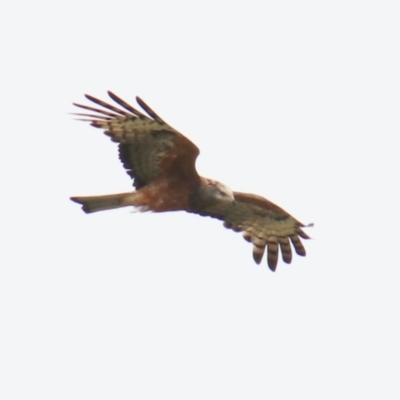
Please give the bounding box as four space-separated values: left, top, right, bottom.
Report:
279 237 293 264
136 96 168 124
73 92 200 189
197 191 312 271
267 241 279 272
72 103 121 118
107 91 148 118
84 94 133 117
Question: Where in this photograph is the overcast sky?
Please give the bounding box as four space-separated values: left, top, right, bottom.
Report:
1 1 399 399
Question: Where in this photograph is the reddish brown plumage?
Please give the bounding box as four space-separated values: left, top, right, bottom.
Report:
70 92 312 270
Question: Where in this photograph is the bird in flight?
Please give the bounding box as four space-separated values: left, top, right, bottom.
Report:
70 92 312 271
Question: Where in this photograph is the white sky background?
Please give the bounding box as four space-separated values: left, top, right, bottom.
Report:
1 1 399 399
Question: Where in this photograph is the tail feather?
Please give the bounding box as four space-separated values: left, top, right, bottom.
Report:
70 192 134 214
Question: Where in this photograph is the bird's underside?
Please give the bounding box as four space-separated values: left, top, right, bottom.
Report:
70 91 313 271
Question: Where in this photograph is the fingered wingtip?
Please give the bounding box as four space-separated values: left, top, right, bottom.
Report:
84 93 95 101
107 90 119 101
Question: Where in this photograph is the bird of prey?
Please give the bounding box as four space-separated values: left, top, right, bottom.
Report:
70 92 312 271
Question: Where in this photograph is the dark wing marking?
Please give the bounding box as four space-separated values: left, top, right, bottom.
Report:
73 92 200 189
197 191 312 271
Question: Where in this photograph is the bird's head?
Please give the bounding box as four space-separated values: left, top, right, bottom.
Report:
194 178 235 208
211 180 235 203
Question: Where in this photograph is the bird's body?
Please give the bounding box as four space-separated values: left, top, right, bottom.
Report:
71 92 312 271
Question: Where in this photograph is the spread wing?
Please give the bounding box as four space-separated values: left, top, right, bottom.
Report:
197 192 312 271
73 92 200 189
